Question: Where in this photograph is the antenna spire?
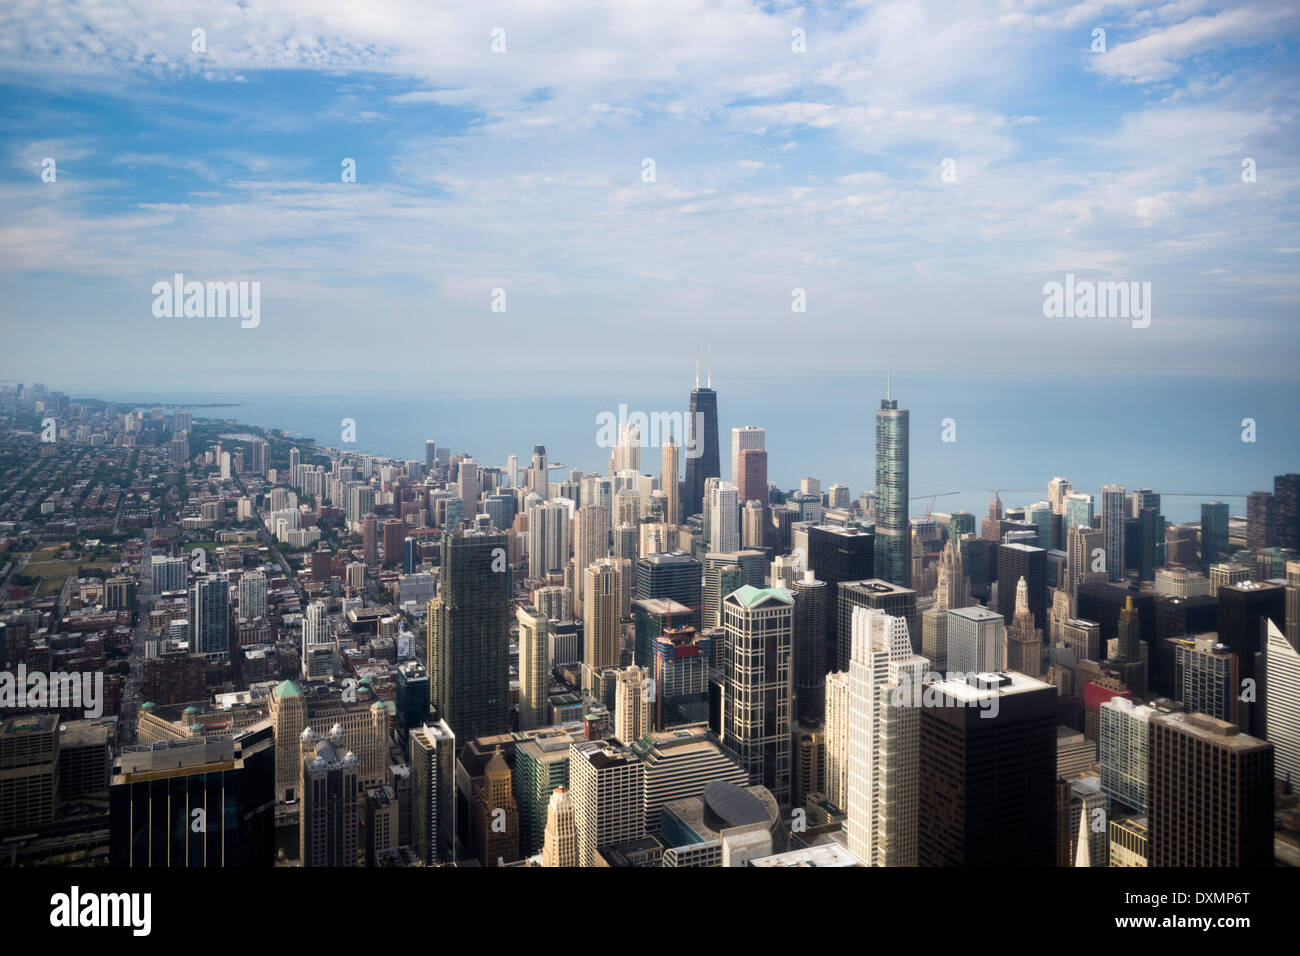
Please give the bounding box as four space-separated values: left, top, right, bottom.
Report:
707 345 712 388
695 348 700 389
887 354 892 401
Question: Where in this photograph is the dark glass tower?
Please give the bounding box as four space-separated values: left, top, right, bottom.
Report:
1275 473 1300 552
807 524 874 671
428 530 512 741
875 386 910 588
683 375 719 520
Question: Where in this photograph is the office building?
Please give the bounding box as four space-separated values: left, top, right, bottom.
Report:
299 730 360 867
1265 618 1300 785
946 606 1005 676
516 606 551 732
542 785 577 867
846 607 927 866
428 531 512 741
410 720 456 866
683 370 720 520
722 586 794 805
109 732 274 868
570 737 645 866
917 672 1056 866
1148 712 1273 867
791 572 828 722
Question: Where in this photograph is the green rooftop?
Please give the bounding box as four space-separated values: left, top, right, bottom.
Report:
728 585 793 607
273 679 302 698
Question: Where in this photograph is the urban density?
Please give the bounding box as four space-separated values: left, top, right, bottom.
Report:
0 379 1296 874
2 3 1297 936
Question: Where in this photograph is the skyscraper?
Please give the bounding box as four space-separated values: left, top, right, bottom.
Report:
541 785 577 867
846 607 926 866
299 729 360 868
683 363 720 521
731 425 765 483
1147 712 1273 867
1274 474 1300 552
1006 576 1043 679
583 558 625 691
662 437 680 527
428 530 512 741
1265 618 1300 786
792 572 828 722
946 606 1006 675
722 586 794 805
1200 500 1229 571
410 720 456 866
190 574 230 658
874 381 910 588
707 481 740 553
1101 484 1126 582
917 672 1057 866
570 737 645 866
516 606 551 731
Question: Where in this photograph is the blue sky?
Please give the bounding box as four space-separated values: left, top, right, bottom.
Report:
1 0 1297 393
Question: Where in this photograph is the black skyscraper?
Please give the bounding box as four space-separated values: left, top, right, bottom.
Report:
683 379 719 519
807 524 874 672
917 673 1057 866
1217 581 1285 736
996 543 1047 633
1275 473 1300 552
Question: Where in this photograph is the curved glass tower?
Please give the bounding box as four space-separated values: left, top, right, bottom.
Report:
874 394 910 587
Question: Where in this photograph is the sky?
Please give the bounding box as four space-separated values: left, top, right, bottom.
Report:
1 0 1298 393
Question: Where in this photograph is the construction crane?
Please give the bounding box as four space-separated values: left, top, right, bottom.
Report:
910 490 960 518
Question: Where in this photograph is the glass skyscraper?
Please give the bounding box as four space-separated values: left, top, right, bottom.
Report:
683 375 719 521
874 394 910 588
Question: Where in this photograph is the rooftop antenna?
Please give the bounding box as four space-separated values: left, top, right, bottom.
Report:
887 354 892 401
707 345 712 388
695 348 700 389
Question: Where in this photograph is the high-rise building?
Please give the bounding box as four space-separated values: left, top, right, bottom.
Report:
836 578 917 668
583 559 625 692
189 574 229 657
997 542 1047 633
722 586 794 805
109 732 274 867
1099 697 1155 813
428 531 512 741
1286 560 1300 649
1101 484 1126 582
792 572 828 722
1006 576 1043 679
1265 618 1300 785
683 369 720 520
410 720 456 866
874 387 910 588
946 606 1006 675
1218 580 1285 736
824 670 850 812
737 448 768 522
530 445 549 499
516 606 550 732
1273 474 1300 552
1200 501 1230 571
917 672 1057 866
299 729 360 867
571 504 611 613
514 729 572 857
570 737 645 866
846 607 926 866
527 499 570 580
1147 712 1273 867
650 626 713 728
807 524 875 674
730 425 765 483
614 665 654 745
707 481 740 553
662 438 680 527
701 549 767 629
471 747 520 866
237 569 267 621
541 785 577 867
